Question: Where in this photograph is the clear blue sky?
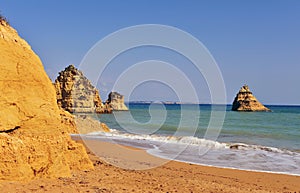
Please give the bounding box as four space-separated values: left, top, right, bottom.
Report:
1 0 300 105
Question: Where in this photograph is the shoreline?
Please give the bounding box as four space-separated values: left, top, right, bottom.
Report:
2 138 299 192
76 132 300 176
147 150 300 177
85 136 300 177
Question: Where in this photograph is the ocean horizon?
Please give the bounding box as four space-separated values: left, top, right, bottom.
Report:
127 101 300 106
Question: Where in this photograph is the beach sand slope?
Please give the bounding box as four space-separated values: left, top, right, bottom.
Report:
1 140 299 193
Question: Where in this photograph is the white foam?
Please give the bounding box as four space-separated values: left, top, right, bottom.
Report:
87 130 228 150
147 151 300 177
75 130 300 175
84 130 296 155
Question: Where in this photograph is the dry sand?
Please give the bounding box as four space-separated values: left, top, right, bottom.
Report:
1 139 299 193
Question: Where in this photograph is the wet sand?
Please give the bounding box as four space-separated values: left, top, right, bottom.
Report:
1 139 300 193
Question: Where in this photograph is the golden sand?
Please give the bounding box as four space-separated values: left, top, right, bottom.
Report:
1 139 299 193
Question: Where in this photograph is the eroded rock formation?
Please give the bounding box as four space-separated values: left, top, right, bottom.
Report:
232 85 270 112
106 92 128 111
54 65 112 114
0 19 93 181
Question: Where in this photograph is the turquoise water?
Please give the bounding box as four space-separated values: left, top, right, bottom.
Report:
89 104 300 175
99 104 300 152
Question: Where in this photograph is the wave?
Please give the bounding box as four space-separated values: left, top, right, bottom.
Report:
88 129 226 147
80 129 300 175
85 129 297 155
148 151 300 177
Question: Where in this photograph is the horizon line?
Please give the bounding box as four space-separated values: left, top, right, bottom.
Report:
125 101 300 106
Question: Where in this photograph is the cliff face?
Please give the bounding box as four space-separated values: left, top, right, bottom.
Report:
54 65 112 114
232 85 270 112
106 92 128 111
0 20 93 181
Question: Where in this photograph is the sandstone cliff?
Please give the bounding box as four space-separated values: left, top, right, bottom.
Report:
106 92 129 111
54 65 112 114
0 19 94 181
232 85 270 112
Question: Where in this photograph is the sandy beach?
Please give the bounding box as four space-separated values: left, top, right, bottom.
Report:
1 139 299 193
1 2 300 192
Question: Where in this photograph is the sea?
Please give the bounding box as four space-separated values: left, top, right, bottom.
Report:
78 104 300 176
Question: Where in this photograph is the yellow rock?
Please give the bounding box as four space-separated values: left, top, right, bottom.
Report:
232 85 271 112
0 19 93 181
54 64 112 114
106 91 129 111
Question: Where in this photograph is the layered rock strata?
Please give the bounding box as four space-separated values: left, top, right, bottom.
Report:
232 85 270 112
54 65 112 114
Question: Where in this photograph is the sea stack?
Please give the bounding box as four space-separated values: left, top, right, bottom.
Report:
54 65 112 114
232 85 270 112
106 91 129 111
0 19 93 180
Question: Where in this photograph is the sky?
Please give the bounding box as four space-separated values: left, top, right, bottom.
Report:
1 0 300 105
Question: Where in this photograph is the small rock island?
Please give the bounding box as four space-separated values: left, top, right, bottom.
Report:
106 91 129 111
54 65 112 114
232 85 270 112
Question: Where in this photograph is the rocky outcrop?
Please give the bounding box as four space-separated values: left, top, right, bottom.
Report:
106 92 128 111
54 65 112 114
232 85 270 112
0 19 93 181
